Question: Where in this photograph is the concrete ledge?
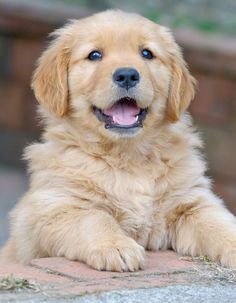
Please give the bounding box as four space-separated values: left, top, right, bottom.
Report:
0 251 235 302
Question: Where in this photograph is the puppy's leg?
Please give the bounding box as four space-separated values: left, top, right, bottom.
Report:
8 206 145 272
169 192 236 268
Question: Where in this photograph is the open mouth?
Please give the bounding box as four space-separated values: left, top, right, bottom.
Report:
93 98 148 130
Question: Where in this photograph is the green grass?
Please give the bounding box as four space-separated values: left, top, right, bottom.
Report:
0 275 35 291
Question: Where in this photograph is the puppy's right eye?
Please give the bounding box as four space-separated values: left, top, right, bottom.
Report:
88 51 102 61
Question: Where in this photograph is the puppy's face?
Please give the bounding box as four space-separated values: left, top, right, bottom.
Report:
32 11 195 140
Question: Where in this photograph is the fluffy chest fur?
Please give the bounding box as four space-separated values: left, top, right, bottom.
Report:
26 140 169 242
25 121 204 248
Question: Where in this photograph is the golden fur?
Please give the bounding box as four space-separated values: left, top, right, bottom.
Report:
1 10 236 271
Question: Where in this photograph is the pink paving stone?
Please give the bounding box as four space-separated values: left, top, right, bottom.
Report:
0 263 71 284
0 251 199 297
144 250 193 273
31 250 195 281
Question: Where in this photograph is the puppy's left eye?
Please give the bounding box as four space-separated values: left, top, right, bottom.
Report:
141 49 154 60
88 51 103 61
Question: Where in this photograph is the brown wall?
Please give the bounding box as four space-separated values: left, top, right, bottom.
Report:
0 3 235 213
175 30 236 214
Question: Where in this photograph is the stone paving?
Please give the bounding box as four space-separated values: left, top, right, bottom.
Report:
0 251 236 302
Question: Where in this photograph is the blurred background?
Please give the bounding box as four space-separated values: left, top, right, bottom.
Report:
0 0 236 246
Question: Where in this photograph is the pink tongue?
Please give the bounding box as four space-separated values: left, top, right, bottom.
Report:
103 102 140 125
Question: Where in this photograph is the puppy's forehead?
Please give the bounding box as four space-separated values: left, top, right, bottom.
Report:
71 11 168 56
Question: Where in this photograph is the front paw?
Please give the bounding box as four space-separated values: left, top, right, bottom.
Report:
86 236 145 272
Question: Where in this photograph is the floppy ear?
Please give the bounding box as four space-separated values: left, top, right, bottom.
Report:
166 45 196 122
31 29 71 117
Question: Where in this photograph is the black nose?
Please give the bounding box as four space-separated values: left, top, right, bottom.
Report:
113 68 140 90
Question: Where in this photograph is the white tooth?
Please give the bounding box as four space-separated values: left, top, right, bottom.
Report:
135 116 138 121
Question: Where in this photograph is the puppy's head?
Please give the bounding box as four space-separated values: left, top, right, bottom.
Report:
32 10 196 139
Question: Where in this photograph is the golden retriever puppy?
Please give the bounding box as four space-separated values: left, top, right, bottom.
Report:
1 10 236 271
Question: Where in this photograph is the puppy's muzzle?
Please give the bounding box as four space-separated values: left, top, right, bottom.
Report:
113 68 140 90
